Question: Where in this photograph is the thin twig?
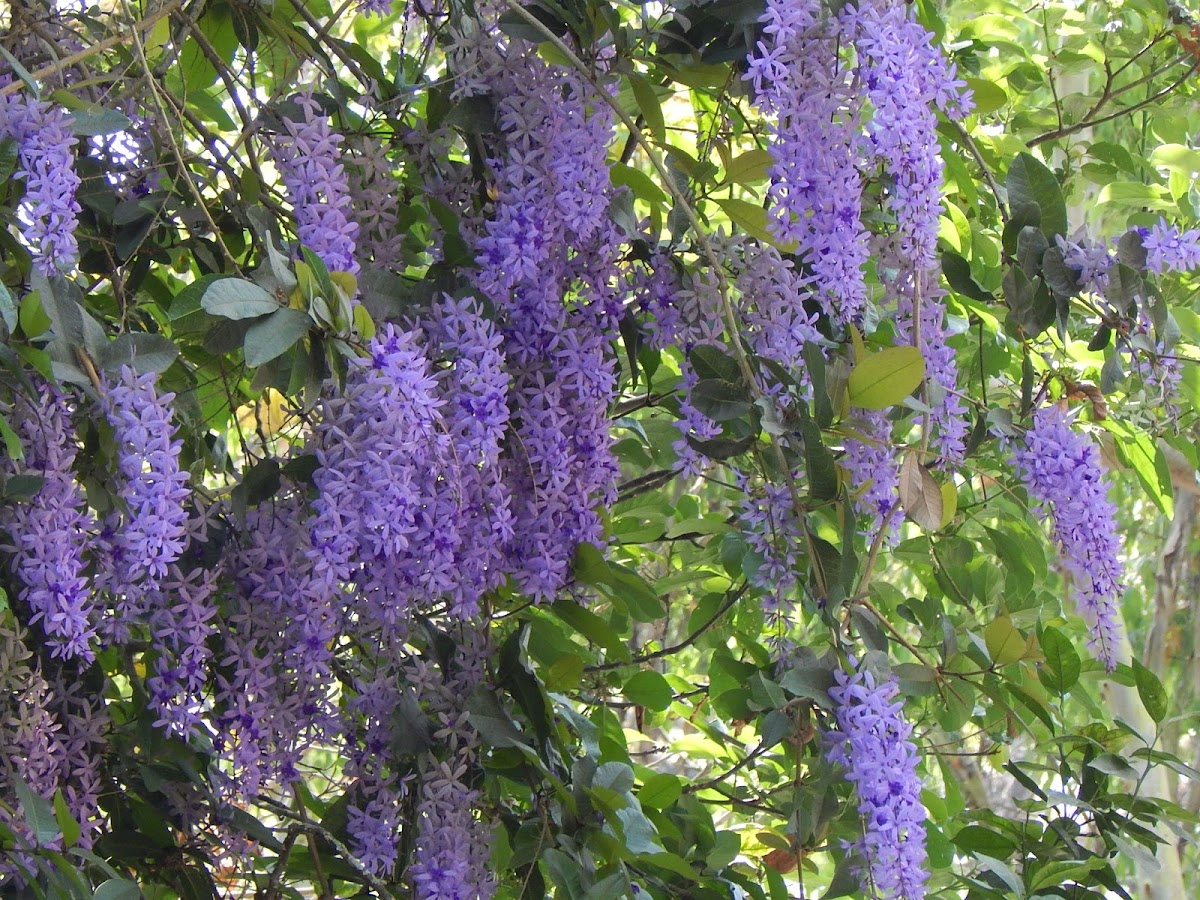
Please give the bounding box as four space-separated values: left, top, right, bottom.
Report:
0 0 184 96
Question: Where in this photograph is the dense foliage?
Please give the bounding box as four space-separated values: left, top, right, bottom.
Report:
2 0 1200 898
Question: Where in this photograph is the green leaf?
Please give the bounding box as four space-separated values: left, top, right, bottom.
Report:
1038 625 1080 694
722 149 773 185
68 105 133 137
628 72 666 144
15 779 60 845
623 671 673 711
0 282 17 334
99 333 180 376
93 879 141 900
53 789 80 849
952 825 1017 858
941 251 993 302
639 773 682 809
201 278 279 320
847 346 925 409
243 308 311 367
1132 658 1168 724
0 414 23 462
1007 152 1067 237
689 378 751 422
717 198 780 246
984 616 1025 666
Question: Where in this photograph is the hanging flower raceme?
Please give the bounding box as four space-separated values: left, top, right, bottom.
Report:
826 659 929 900
273 92 360 277
843 409 901 539
1009 405 1124 670
847 0 971 271
102 366 190 585
746 0 870 324
0 92 82 275
1 384 96 661
406 626 496 900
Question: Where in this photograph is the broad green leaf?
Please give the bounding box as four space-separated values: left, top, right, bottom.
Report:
53 789 80 849
100 333 179 375
984 616 1025 666
201 278 279 320
639 773 682 809
15 779 60 845
93 879 141 900
847 346 925 409
1007 152 1067 237
1132 658 1168 724
623 671 673 711
243 308 311 366
722 149 773 185
1038 625 1080 694
717 198 779 246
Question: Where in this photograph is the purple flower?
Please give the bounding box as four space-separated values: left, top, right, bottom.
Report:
350 135 404 271
843 410 901 539
747 0 870 323
1 384 96 661
273 92 360 276
1010 406 1124 670
739 476 805 657
0 93 82 274
1141 220 1200 274
826 659 928 900
847 1 970 272
102 366 190 585
356 0 394 16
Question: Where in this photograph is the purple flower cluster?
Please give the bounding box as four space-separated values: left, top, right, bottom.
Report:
895 275 969 464
826 659 928 900
350 134 404 271
735 242 823 381
408 759 496 899
746 0 870 323
739 476 805 656
842 410 900 539
1141 220 1200 274
1010 406 1124 670
356 0 394 17
0 93 82 274
102 366 190 586
145 560 218 739
848 1 971 271
219 498 340 798
311 323 447 617
0 620 108 859
1 385 96 661
406 625 496 900
273 92 360 276
449 19 622 600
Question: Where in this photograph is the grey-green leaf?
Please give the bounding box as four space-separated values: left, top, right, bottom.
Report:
100 333 180 375
201 278 280 320
243 308 311 367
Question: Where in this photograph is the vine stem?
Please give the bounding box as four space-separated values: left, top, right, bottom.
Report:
497 0 826 597
0 0 184 96
117 0 242 272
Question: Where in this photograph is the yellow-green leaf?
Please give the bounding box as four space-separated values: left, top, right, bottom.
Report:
629 73 666 145
722 149 772 186
985 616 1026 666
847 346 925 409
